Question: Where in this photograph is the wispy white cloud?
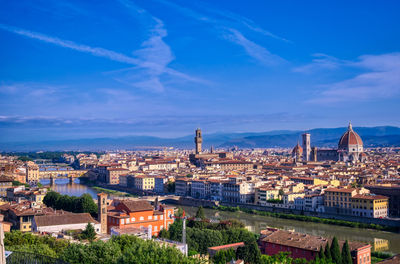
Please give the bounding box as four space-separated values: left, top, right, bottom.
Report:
307 53 400 104
154 0 286 66
0 23 141 65
293 53 348 73
193 1 290 42
0 21 204 93
223 28 286 66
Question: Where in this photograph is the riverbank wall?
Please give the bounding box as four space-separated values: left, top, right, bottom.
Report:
173 197 400 228
219 201 400 228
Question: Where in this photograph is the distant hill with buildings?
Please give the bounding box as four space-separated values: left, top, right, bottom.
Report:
1 126 400 151
220 126 400 148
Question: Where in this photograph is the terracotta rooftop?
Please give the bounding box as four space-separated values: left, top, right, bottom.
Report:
119 200 154 212
208 242 245 251
260 229 369 252
376 254 400 264
34 213 99 227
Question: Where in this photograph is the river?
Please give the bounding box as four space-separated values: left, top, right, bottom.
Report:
41 179 400 254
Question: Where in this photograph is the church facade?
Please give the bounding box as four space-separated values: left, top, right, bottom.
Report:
292 123 366 163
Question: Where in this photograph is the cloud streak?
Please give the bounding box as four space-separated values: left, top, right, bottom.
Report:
306 53 400 104
0 23 141 65
0 22 203 93
154 0 286 66
293 53 349 73
223 28 286 66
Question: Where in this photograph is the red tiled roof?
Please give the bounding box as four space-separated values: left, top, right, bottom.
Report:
208 242 245 251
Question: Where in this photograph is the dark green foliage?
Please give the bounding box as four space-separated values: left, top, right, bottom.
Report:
324 243 332 260
81 223 96 241
160 219 260 263
167 181 175 193
4 231 69 258
318 246 325 260
341 240 352 264
371 251 394 259
175 207 184 218
195 206 205 220
43 191 97 217
330 237 341 264
260 252 308 264
5 231 200 264
213 249 236 264
266 199 283 204
12 180 30 188
17 156 33 162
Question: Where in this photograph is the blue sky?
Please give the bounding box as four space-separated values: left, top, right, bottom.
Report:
1 0 400 142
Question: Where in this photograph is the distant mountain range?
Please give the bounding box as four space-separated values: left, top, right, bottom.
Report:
1 126 400 152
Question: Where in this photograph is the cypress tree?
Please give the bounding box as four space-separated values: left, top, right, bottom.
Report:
195 206 205 220
330 237 342 264
341 240 353 264
325 243 332 260
319 246 326 260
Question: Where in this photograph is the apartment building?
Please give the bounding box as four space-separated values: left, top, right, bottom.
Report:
222 177 256 204
25 162 39 183
324 187 369 215
0 176 13 197
175 178 192 196
107 200 175 236
134 176 155 191
351 194 388 218
106 168 129 185
255 186 279 205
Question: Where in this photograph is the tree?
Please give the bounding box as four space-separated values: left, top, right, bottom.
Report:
325 243 332 260
213 249 236 264
195 206 205 220
318 246 325 260
167 181 175 193
330 237 342 264
43 191 59 208
81 223 96 241
79 194 98 216
341 240 353 264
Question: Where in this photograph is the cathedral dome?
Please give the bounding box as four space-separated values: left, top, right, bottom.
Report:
292 142 303 156
338 122 363 150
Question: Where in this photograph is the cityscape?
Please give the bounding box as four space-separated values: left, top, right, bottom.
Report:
1 1 400 264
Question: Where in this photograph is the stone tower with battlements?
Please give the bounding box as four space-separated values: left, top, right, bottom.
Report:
195 128 202 154
302 133 311 161
97 193 108 234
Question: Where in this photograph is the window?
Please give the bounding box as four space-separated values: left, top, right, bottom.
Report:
148 216 152 220
140 216 144 221
154 215 157 220
160 215 163 220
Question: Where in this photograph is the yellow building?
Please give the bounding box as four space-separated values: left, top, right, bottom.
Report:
350 194 388 218
324 187 369 215
25 162 39 183
134 176 155 191
255 187 279 205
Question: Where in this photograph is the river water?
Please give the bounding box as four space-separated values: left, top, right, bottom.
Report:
41 179 400 253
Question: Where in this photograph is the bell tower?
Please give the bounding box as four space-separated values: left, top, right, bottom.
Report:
97 193 108 234
194 128 202 154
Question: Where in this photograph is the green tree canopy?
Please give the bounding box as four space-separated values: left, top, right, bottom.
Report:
213 249 236 264
330 237 342 264
81 223 96 241
195 206 205 220
325 243 332 260
341 240 353 264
